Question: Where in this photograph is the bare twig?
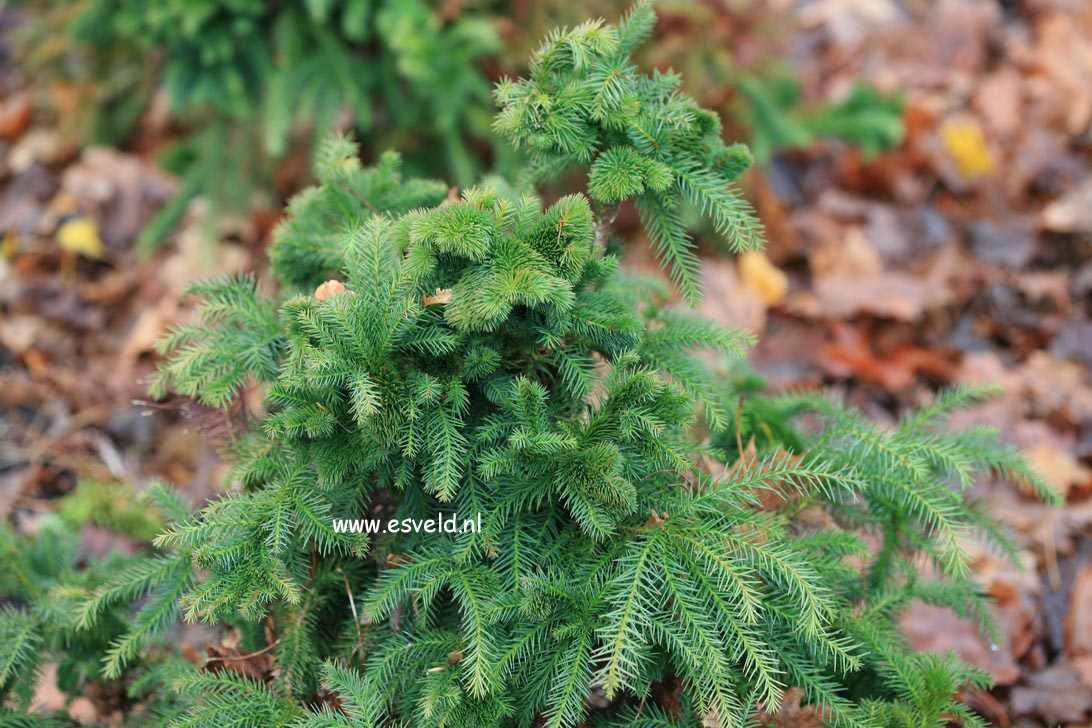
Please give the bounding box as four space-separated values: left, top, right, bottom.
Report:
205 640 281 663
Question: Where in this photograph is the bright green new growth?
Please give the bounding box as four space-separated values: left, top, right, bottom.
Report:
493 4 762 304
0 5 1056 727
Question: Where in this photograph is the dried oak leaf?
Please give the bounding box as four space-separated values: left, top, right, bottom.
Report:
204 638 275 683
314 279 349 301
1042 177 1092 234
755 687 826 728
423 288 453 306
1010 661 1092 724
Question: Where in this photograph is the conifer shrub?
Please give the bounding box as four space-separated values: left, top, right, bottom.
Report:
1 4 1055 726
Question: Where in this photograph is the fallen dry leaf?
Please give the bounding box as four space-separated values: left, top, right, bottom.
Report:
66 697 98 725
7 128 64 174
1021 352 1092 424
797 0 904 45
315 279 349 301
794 230 965 321
423 287 453 306
56 217 106 259
941 116 995 179
1010 662 1092 724
792 271 940 321
205 639 275 683
158 204 251 295
120 299 178 367
817 322 954 391
755 687 825 728
968 219 1037 269
0 315 43 354
58 147 178 249
1042 177 1092 234
0 91 31 141
903 603 1021 685
1068 564 1092 658
737 250 788 306
1072 656 1092 690
1027 10 1092 134
31 663 66 714
698 258 767 334
809 227 882 279
1026 443 1090 500
973 66 1024 138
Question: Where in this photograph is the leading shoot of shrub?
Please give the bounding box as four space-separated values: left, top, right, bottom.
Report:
0 4 1056 727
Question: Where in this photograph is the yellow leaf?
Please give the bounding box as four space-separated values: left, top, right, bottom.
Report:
941 117 995 179
738 250 788 306
57 217 106 259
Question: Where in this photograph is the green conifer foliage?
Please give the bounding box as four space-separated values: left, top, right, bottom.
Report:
0 496 189 724
492 5 762 304
0 4 1056 727
21 0 500 253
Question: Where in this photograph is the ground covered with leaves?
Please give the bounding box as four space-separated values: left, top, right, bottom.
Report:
1 0 1090 725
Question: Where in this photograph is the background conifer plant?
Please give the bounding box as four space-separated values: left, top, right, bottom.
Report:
18 0 501 253
15 0 902 258
0 4 1054 727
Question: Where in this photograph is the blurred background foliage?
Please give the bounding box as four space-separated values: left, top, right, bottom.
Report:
12 0 903 254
